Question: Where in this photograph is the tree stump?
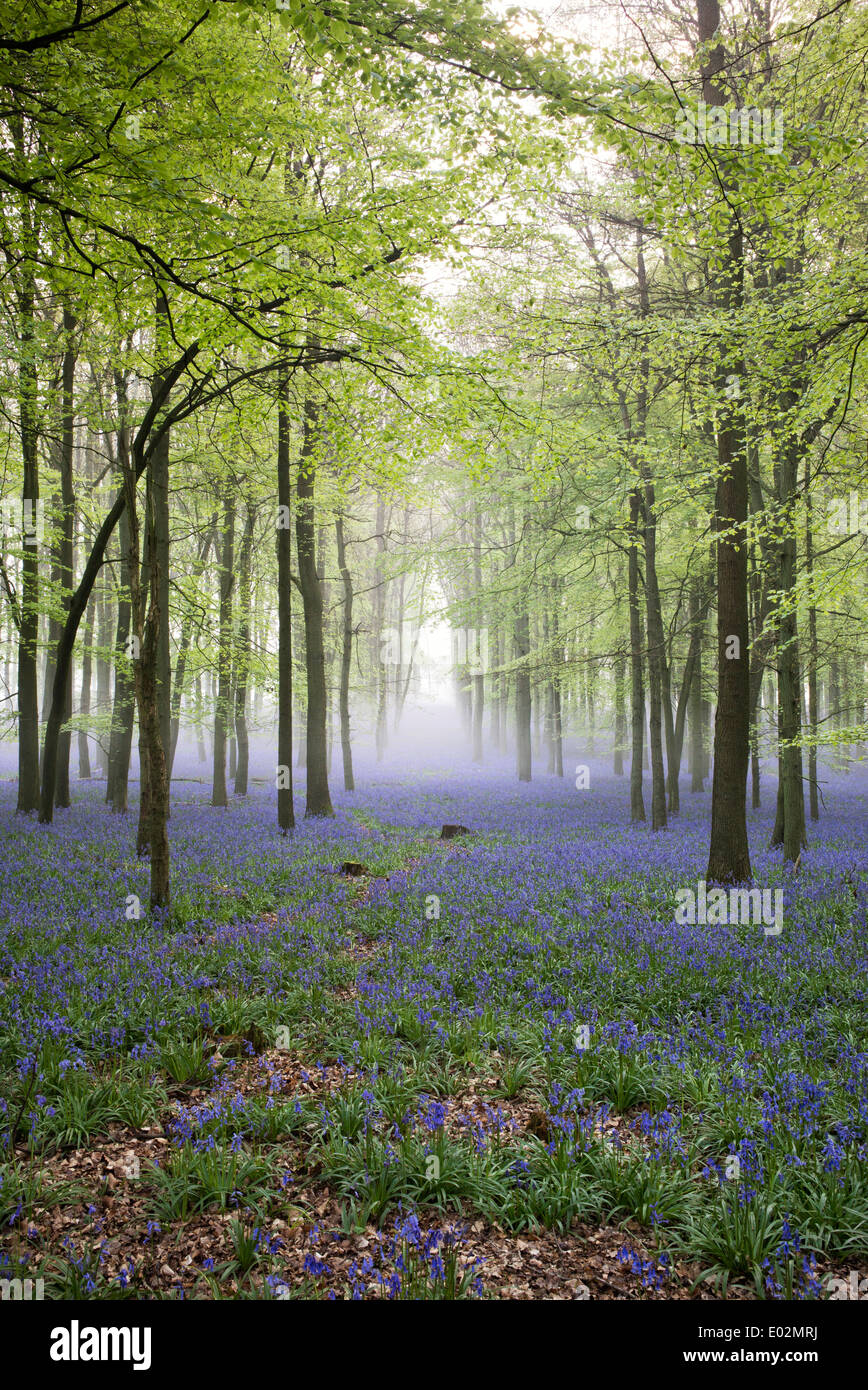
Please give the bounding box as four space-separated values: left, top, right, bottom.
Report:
218 1024 269 1058
440 824 471 840
526 1110 551 1142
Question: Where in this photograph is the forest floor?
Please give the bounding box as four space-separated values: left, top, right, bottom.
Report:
1 749 867 1301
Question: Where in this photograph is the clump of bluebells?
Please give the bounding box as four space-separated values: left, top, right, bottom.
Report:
302 1225 330 1279
346 1212 484 1300
761 1220 823 1300
616 1244 671 1292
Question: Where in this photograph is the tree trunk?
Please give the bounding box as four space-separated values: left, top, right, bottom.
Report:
490 564 503 752
391 512 408 737
195 675 207 763
296 390 333 817
123 410 169 906
769 431 806 860
829 658 841 731
668 604 706 806
138 632 170 907
16 266 40 813
212 492 235 807
234 506 254 796
472 507 485 763
136 500 153 854
42 308 76 807
746 443 775 812
77 593 94 780
168 626 191 777
95 567 112 776
805 471 819 822
107 504 135 813
151 294 173 798
699 0 751 885
614 648 626 776
374 495 389 761
335 511 355 792
550 577 564 777
543 605 554 773
706 404 752 883
107 383 136 813
643 483 668 830
515 600 532 783
628 488 646 822
276 376 295 833
169 521 216 778
318 521 335 777
689 588 705 792
38 331 199 823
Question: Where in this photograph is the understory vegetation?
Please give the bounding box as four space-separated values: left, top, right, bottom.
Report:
2 763 865 1300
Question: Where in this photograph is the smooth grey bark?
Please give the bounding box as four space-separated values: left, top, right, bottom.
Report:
234 506 254 796
95 565 112 776
169 520 216 778
335 511 355 792
151 294 172 795
296 390 332 817
374 494 389 761
472 507 484 763
628 488 646 823
107 375 135 813
212 492 235 807
699 0 752 886
689 586 706 792
549 576 564 777
515 602 532 783
770 425 806 860
195 674 206 762
16 259 40 812
107 501 135 813
276 375 295 833
42 307 76 807
614 648 626 776
805 471 819 821
78 602 93 779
